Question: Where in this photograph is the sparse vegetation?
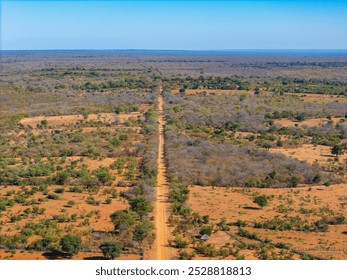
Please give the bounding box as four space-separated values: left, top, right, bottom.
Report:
0 51 346 260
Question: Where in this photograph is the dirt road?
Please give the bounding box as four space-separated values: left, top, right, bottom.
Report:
153 88 174 260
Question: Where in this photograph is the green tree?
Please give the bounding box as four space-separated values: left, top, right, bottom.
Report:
99 241 123 260
262 143 272 150
40 119 48 127
133 221 153 245
93 166 114 185
110 210 136 232
295 113 306 122
288 176 299 188
331 145 344 157
129 197 153 217
114 106 122 115
60 234 82 257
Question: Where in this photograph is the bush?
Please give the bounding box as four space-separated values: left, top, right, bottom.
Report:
253 195 270 208
132 221 153 244
119 135 128 141
195 243 218 257
93 166 114 185
110 210 136 232
331 145 344 157
129 197 153 218
69 186 83 193
54 171 69 185
47 193 60 200
86 196 100 206
199 225 213 236
177 250 195 260
67 200 75 207
60 234 82 257
54 188 65 194
99 241 123 260
171 236 189 249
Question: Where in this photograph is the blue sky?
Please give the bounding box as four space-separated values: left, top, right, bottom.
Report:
1 0 347 50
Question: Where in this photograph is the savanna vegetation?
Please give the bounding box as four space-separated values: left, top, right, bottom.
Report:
0 51 346 260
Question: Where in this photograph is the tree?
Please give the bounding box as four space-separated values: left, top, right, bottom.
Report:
129 197 153 217
82 111 89 120
40 119 48 127
288 176 299 188
132 221 153 255
253 195 269 208
114 106 122 115
276 140 283 147
110 210 136 233
93 166 114 185
262 143 272 150
295 113 306 122
99 241 123 260
331 145 343 157
132 221 153 245
60 234 82 257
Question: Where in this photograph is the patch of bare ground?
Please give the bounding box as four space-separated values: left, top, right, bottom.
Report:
271 144 347 165
170 89 251 95
235 132 254 139
19 104 150 128
187 184 347 259
20 112 141 127
275 117 346 128
290 93 347 103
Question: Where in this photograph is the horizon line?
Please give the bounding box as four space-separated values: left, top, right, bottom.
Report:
2 48 347 52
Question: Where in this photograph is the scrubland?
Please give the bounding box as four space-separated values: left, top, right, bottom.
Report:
0 51 346 259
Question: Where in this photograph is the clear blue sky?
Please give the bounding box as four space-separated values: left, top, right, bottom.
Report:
1 0 347 50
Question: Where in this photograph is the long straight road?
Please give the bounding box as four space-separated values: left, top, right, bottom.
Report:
153 88 173 260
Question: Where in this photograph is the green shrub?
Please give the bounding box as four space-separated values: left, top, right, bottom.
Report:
99 241 123 260
253 195 270 208
171 236 189 249
86 196 100 206
60 234 82 257
199 225 213 236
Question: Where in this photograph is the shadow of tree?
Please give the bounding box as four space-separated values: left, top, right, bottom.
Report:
242 206 260 210
42 250 71 260
83 256 108 260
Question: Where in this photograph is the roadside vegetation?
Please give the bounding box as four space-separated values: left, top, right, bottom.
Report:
0 51 346 260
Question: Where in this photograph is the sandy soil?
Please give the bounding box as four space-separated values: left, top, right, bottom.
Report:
275 117 346 128
0 185 129 233
0 101 153 260
289 93 347 103
20 111 144 128
171 89 250 95
271 144 347 165
188 184 347 260
235 132 254 139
